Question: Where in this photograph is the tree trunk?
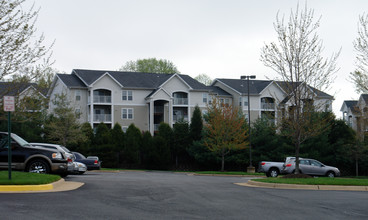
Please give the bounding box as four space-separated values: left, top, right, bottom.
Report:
221 154 225 172
295 140 300 174
355 155 359 177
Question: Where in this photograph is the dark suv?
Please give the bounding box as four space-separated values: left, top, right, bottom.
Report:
0 132 68 176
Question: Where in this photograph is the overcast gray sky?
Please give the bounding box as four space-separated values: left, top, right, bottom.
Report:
29 0 368 117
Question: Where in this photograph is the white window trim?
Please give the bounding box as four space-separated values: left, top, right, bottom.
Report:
75 90 81 101
202 93 208 103
122 90 133 101
121 108 134 120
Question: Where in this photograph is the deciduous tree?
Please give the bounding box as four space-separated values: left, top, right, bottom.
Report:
194 74 213 86
350 14 368 93
203 98 248 171
120 58 179 74
260 3 339 174
0 0 53 80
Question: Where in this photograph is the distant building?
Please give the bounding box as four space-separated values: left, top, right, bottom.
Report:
0 82 47 112
48 69 334 133
341 95 368 138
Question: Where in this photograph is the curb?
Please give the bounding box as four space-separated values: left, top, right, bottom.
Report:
0 178 84 193
0 183 53 192
235 180 368 191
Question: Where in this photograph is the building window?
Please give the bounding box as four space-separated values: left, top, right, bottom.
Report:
75 90 81 101
220 98 224 104
122 90 133 101
244 97 248 106
239 97 242 106
122 108 133 119
203 93 208 103
225 98 229 105
75 108 80 119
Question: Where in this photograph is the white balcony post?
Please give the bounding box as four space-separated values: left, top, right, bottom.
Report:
169 99 173 127
90 89 94 127
149 100 154 134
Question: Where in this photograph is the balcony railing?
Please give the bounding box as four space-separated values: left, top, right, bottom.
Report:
173 98 188 105
154 106 164 114
93 114 112 122
261 103 275 110
93 95 111 103
154 124 160 131
173 115 188 122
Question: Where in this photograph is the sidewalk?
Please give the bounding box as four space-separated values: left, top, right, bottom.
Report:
0 178 84 193
236 180 368 191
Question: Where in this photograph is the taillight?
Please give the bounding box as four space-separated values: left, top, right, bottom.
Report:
67 158 73 163
285 164 292 167
261 162 266 166
94 160 98 164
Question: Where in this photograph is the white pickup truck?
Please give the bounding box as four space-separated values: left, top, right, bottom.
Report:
257 157 294 177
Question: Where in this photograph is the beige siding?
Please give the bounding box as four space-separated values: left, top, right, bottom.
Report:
113 105 149 132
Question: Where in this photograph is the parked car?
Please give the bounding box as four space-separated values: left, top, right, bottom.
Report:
72 152 101 170
31 143 75 174
282 157 341 177
0 132 68 176
72 162 87 175
258 161 284 177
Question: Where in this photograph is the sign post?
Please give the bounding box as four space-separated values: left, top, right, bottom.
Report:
4 96 15 180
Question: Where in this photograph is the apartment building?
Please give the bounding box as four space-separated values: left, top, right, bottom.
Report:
48 69 231 133
48 69 334 133
212 78 333 124
0 82 47 112
341 94 368 138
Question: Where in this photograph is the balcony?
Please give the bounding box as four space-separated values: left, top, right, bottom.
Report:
173 115 188 123
93 95 111 104
173 98 188 105
261 103 275 110
93 114 112 122
154 106 164 114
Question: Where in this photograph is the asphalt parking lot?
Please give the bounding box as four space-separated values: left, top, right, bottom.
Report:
1 171 368 220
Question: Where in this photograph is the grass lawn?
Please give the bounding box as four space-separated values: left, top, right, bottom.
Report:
0 171 61 185
101 168 265 176
253 177 368 186
195 171 265 176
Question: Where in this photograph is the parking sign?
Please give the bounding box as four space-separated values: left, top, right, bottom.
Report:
3 96 15 112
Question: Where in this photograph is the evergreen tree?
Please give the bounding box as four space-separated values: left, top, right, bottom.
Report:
173 120 190 169
124 124 141 165
152 136 171 170
111 123 125 167
190 105 203 142
141 131 153 168
157 122 174 165
45 93 85 147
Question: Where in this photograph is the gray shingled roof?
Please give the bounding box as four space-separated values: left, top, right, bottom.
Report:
361 94 368 103
57 74 87 88
70 69 209 90
0 82 44 97
208 86 232 96
214 79 272 95
344 100 358 109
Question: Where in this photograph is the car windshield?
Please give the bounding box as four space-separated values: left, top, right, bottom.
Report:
61 146 71 153
74 152 86 159
11 133 30 147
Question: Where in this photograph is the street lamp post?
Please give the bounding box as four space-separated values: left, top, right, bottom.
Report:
241 75 256 173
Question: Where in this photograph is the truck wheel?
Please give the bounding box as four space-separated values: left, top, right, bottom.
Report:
26 159 50 174
268 168 279 177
